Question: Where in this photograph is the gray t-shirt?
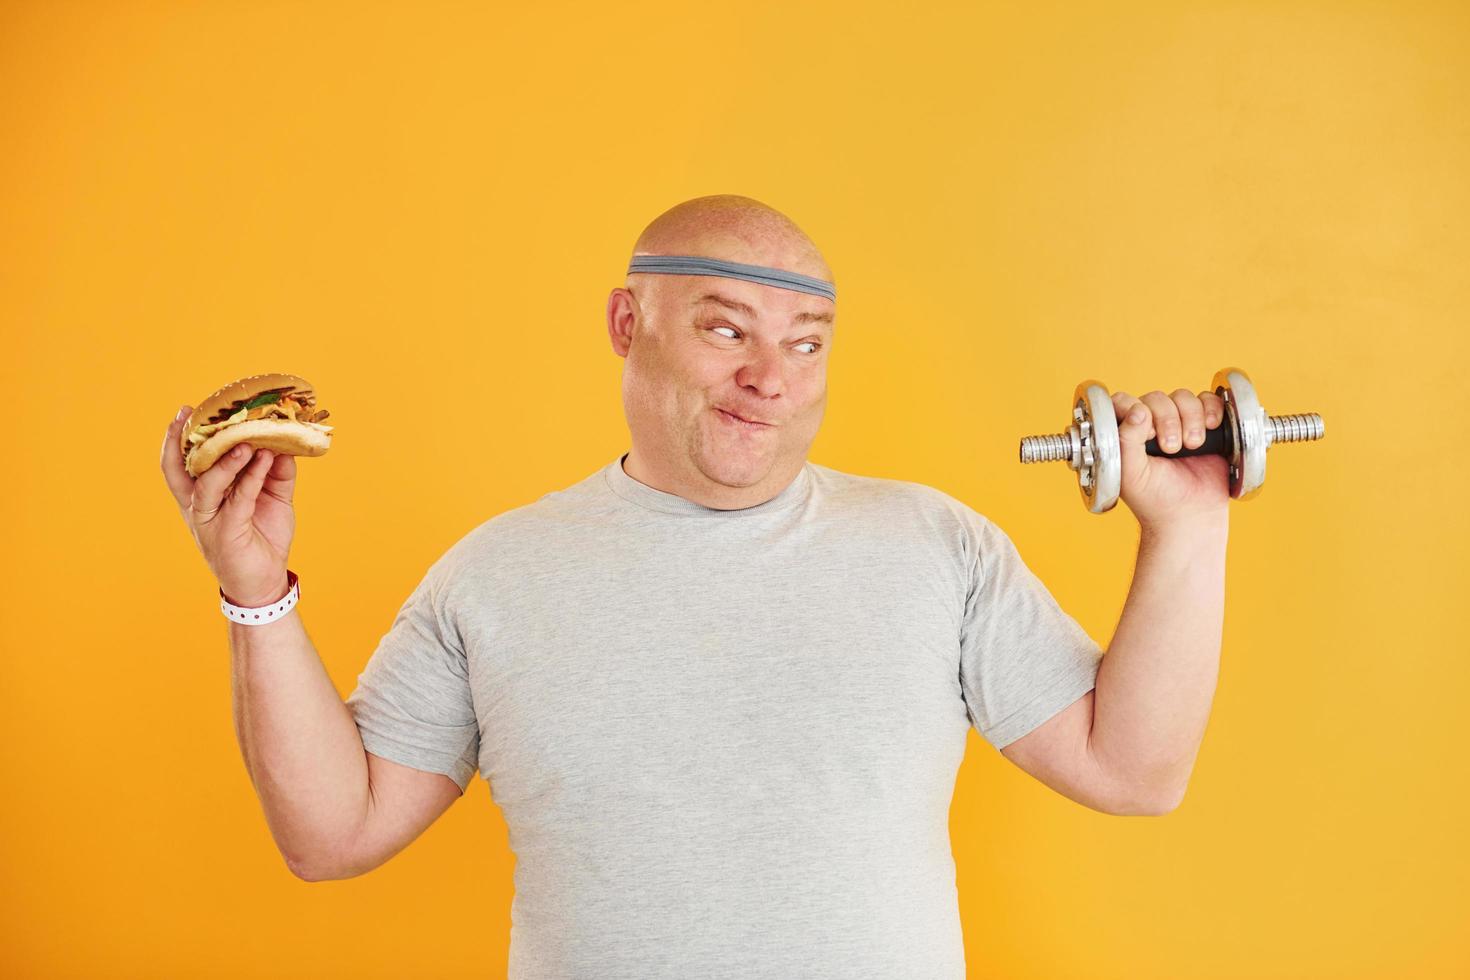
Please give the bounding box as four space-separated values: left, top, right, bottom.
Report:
345 452 1103 979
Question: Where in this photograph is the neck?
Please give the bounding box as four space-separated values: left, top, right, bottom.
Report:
622 447 800 510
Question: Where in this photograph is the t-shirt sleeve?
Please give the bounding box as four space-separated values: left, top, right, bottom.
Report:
958 512 1105 750
345 557 480 793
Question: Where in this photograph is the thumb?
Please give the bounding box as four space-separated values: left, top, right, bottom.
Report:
1117 401 1154 448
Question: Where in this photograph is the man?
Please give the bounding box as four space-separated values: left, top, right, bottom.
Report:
163 194 1228 978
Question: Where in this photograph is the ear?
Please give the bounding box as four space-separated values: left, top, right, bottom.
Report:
606 287 641 358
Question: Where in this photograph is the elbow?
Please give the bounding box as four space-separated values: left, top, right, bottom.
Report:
1113 798 1179 817
288 859 319 882
286 852 347 883
1109 783 1186 817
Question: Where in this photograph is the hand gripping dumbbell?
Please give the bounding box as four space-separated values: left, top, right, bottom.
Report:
1017 367 1325 514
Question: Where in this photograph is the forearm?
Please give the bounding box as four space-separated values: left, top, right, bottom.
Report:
228 596 370 878
1088 513 1229 811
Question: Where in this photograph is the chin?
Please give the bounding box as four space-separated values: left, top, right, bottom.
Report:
694 446 773 488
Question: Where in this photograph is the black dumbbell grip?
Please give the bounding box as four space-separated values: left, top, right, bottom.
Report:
1145 424 1234 459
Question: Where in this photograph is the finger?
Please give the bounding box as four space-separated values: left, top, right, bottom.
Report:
260 452 297 505
192 442 259 522
1171 388 1207 450
1199 390 1226 429
161 405 197 510
221 448 276 523
1112 391 1152 445
1141 390 1179 451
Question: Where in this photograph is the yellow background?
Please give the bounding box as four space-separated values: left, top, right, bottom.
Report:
3 1 1465 977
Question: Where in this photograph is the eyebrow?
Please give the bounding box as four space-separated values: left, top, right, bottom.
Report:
692 292 834 327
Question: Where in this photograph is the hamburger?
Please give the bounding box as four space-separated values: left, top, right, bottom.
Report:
181 372 334 477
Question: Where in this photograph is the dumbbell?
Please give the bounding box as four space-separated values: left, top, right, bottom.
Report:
1017 367 1325 514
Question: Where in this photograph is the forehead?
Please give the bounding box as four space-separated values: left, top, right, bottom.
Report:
669 274 835 328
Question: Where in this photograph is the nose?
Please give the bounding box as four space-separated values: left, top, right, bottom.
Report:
734 343 786 398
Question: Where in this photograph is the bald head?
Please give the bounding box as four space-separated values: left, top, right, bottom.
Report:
608 194 834 510
628 194 833 286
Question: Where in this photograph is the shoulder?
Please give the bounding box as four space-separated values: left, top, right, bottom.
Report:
806 460 995 548
419 465 617 597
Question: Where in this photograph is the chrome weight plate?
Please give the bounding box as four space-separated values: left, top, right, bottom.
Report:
1212 366 1268 500
1074 380 1121 514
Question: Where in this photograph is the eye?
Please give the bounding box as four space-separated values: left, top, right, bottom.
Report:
708 325 822 355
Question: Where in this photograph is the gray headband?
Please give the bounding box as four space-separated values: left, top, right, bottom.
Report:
627 254 836 301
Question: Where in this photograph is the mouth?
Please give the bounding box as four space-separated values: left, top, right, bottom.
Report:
714 407 773 429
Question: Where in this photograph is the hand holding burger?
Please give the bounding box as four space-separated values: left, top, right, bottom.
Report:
160 373 335 608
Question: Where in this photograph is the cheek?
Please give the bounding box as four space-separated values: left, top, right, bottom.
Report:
630 344 702 401
683 359 733 399
795 372 827 406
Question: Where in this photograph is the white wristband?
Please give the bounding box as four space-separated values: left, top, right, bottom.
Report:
220 570 300 624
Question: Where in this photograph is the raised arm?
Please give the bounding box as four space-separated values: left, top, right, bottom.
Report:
1000 385 1231 815
162 404 374 877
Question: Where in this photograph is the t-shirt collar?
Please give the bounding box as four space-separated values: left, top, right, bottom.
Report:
603 451 812 517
